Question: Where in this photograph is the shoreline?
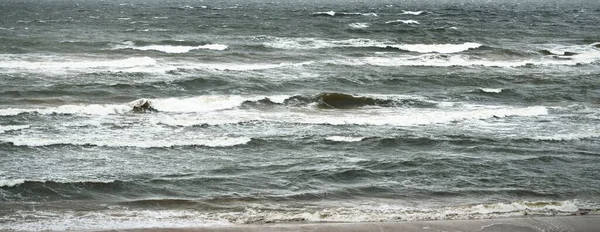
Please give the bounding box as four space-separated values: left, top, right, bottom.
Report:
85 215 600 232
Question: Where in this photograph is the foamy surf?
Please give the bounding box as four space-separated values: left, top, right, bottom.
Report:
479 88 503 93
0 199 595 231
4 136 252 148
355 47 600 67
326 136 365 142
115 41 228 53
348 22 370 28
401 10 425 15
263 37 481 53
0 104 132 116
385 19 420 25
0 56 159 74
0 179 26 187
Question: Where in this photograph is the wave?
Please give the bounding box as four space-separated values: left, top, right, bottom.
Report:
240 93 437 109
0 93 436 117
531 132 600 141
1 199 596 231
0 179 119 189
0 104 132 116
352 48 600 67
114 41 228 53
478 88 503 93
262 37 481 53
0 93 549 130
0 179 26 187
3 136 252 148
385 19 420 25
0 55 161 74
325 136 365 142
401 10 425 15
392 42 482 53
348 22 370 29
311 11 377 17
0 124 30 133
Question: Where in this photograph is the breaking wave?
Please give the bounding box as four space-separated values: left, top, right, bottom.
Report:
263 37 481 53
311 11 377 17
401 10 426 15
0 56 159 74
3 136 252 148
385 19 420 25
114 41 228 53
0 199 596 231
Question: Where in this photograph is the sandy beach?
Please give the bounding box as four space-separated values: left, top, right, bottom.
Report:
91 215 600 232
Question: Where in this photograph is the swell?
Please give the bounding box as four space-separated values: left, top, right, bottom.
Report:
241 93 437 109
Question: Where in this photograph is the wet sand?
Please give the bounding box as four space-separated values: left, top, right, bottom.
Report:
92 215 600 232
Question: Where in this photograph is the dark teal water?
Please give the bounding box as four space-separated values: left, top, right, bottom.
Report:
1 0 600 230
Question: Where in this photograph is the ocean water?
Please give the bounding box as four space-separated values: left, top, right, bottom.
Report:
1 0 600 230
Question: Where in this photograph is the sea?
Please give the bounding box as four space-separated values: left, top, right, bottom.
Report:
1 0 600 230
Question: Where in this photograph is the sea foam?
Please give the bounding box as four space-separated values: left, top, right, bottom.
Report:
385 19 420 25
263 37 480 54
401 10 425 15
116 41 228 53
0 56 159 74
0 179 26 187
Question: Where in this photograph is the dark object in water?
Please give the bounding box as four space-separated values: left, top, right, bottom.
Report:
132 99 157 112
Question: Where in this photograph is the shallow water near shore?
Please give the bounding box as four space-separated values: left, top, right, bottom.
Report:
1 0 600 230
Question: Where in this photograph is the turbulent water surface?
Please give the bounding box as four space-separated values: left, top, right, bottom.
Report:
1 0 600 230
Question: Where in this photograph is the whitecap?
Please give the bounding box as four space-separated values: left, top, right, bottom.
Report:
0 179 26 187
349 23 370 29
4 136 252 148
532 132 600 141
326 136 365 142
480 88 503 93
0 56 160 74
391 42 482 53
262 37 480 54
0 104 132 116
115 42 228 53
385 19 420 24
401 10 425 15
312 11 336 16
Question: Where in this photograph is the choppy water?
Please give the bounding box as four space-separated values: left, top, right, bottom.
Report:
1 0 600 230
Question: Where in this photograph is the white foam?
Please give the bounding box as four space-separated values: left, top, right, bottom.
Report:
116 42 228 53
187 61 313 71
401 11 425 15
312 11 336 16
0 104 132 116
354 47 600 67
1 200 591 231
0 95 290 117
287 106 548 126
532 132 600 141
263 37 480 54
155 104 548 127
326 136 365 142
391 42 482 53
148 95 263 113
1 209 231 231
349 23 370 28
480 88 503 93
5 136 251 148
0 179 26 187
385 19 420 25
0 56 160 74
